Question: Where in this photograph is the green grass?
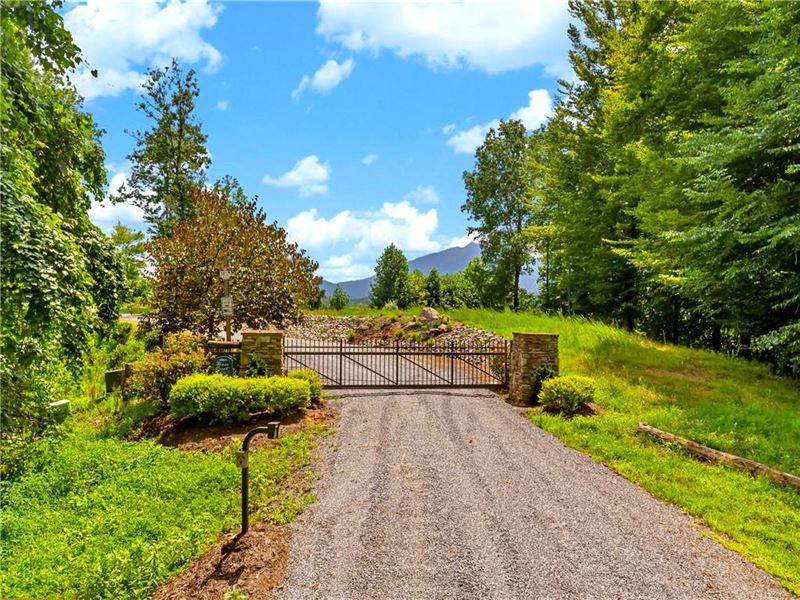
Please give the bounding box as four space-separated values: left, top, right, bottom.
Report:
0 420 329 600
446 308 800 593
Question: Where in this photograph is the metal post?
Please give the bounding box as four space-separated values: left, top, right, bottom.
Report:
238 422 280 535
338 338 343 385
395 339 400 385
450 340 455 385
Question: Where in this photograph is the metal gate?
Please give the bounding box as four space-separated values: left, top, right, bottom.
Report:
284 338 508 389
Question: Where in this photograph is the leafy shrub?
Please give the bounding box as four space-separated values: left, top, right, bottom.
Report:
287 369 323 403
531 364 557 403
125 332 209 406
245 354 271 377
169 374 310 424
382 300 399 311
345 329 357 342
539 375 595 413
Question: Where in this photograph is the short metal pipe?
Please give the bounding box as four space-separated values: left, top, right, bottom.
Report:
239 422 280 535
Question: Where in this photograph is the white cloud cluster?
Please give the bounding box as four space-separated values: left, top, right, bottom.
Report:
447 88 553 154
404 184 440 204
64 0 223 100
263 155 331 197
88 166 146 231
292 57 355 100
319 254 374 281
361 153 378 166
316 0 571 75
286 201 440 255
215 100 229 111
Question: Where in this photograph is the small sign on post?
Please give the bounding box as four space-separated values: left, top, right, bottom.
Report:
220 266 231 281
221 295 234 316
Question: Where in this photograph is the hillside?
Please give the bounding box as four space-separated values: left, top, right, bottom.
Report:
321 243 539 300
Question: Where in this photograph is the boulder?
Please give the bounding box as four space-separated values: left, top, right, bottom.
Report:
420 307 441 322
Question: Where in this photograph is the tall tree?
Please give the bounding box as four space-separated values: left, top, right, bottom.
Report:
1 1 123 455
115 59 210 237
148 188 320 336
369 244 411 308
110 224 150 303
462 119 537 310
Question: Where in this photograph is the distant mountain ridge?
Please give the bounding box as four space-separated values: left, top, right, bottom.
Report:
320 243 538 301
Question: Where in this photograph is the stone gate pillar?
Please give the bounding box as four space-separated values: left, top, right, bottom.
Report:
240 329 284 376
508 332 559 405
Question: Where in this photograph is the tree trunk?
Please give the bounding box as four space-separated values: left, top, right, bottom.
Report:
513 265 521 311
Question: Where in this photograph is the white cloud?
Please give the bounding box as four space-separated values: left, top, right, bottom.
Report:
404 184 440 204
510 89 553 130
64 0 222 100
89 168 146 231
292 57 355 100
441 123 456 135
319 254 374 281
447 120 499 154
286 201 440 254
449 232 479 248
316 0 571 75
361 153 378 166
263 155 331 197
215 100 229 111
446 88 553 154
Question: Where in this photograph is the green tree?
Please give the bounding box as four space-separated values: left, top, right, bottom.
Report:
1 1 123 465
149 189 320 336
462 119 537 310
425 268 442 307
328 284 350 310
369 244 411 308
114 59 209 237
110 224 150 303
407 269 428 306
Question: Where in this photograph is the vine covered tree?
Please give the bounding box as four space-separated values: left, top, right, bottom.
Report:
114 59 210 237
369 244 411 308
1 1 123 464
462 119 538 310
148 188 320 336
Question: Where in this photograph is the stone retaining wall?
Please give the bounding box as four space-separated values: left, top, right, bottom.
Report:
240 330 284 376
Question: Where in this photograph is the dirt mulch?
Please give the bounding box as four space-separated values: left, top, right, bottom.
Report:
136 406 335 452
154 523 291 600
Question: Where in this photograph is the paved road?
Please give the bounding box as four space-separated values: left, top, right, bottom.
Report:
277 390 788 600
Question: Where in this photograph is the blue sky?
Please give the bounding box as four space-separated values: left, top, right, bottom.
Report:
70 1 571 282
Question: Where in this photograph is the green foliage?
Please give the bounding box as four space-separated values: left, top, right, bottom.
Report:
169 374 310 424
110 224 151 303
369 244 411 308
287 369 323 403
328 284 350 310
245 354 271 377
462 120 540 310
531 364 556 403
539 375 595 413
125 332 209 407
0 425 328 600
113 59 209 237
424 268 442 307
1 1 124 445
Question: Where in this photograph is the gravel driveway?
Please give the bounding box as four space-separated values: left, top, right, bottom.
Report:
277 389 788 600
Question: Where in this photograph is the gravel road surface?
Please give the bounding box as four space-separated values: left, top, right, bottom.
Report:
277 389 788 600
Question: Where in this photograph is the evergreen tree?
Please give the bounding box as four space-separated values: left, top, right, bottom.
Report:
115 59 210 237
425 268 442 307
369 244 411 308
328 284 350 310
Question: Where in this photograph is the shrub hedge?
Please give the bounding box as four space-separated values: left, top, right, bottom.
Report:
169 374 310 424
287 369 323 403
539 375 595 413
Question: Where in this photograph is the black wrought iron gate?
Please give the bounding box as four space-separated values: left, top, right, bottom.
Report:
284 338 508 389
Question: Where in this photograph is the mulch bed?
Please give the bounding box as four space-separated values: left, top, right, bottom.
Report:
154 522 291 600
137 406 335 452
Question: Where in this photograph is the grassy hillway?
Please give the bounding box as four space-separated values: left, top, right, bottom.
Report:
315 306 800 593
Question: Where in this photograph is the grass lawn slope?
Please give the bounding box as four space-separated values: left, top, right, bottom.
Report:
449 308 800 594
0 412 328 600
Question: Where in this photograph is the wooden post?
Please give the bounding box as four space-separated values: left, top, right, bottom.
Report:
637 423 800 490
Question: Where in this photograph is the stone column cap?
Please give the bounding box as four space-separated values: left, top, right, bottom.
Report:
241 328 283 334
